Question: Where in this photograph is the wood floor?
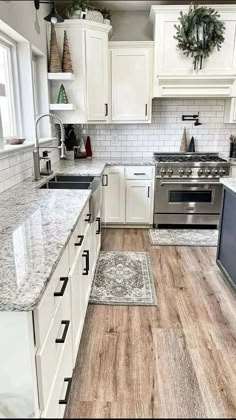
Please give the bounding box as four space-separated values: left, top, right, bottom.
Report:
65 228 236 418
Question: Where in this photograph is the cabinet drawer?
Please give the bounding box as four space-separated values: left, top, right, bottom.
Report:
33 246 70 348
68 201 90 267
41 322 73 419
125 166 153 180
36 279 71 410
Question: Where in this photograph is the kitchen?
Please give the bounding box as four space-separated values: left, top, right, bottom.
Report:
0 0 236 418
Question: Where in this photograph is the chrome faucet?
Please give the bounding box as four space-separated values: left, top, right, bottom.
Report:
33 113 66 181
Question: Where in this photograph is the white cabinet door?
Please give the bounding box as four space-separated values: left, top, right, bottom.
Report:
126 180 153 224
231 166 236 177
69 227 92 365
111 48 152 121
85 29 108 121
153 8 236 77
224 98 236 123
103 167 125 224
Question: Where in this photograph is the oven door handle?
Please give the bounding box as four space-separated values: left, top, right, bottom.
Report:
159 181 220 187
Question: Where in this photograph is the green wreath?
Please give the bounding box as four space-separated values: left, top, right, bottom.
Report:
174 4 225 70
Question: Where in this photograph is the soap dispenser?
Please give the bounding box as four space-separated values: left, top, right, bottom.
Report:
40 151 53 175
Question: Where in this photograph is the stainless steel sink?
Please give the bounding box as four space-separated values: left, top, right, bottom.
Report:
40 181 90 190
39 174 102 223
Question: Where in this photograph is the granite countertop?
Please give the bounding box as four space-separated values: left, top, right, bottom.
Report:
0 158 155 312
221 178 236 194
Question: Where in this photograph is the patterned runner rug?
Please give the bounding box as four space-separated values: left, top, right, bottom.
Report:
89 251 157 306
149 229 218 247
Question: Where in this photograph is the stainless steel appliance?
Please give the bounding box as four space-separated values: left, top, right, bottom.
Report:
154 153 230 227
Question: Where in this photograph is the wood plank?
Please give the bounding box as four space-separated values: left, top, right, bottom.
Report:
65 228 236 419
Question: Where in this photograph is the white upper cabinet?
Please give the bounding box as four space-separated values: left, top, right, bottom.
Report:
85 29 108 121
150 5 236 97
109 42 153 123
49 21 111 124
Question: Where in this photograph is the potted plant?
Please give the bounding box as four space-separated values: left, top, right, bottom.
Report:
64 124 77 159
64 0 89 19
101 8 111 25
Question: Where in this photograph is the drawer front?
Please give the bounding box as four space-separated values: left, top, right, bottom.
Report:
125 166 153 180
36 278 71 410
41 323 73 419
68 201 90 267
33 246 70 349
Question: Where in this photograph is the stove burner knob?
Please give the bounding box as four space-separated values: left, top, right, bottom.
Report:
186 168 192 176
167 169 173 177
205 169 212 176
219 168 226 176
212 169 219 176
160 169 166 177
198 169 204 176
179 169 185 176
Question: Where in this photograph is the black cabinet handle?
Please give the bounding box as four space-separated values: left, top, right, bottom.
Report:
54 277 69 297
84 213 91 222
134 173 146 176
105 103 108 116
59 377 72 405
55 320 70 343
145 104 148 116
74 235 84 246
102 174 108 186
147 186 150 198
96 217 101 234
82 250 89 275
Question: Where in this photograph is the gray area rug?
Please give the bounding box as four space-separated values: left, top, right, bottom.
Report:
89 251 157 306
149 229 218 247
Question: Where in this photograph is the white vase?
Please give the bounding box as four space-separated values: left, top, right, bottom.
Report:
86 10 104 23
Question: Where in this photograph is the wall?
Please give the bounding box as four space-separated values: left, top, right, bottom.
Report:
76 99 235 159
0 1 49 53
0 139 58 194
110 11 152 41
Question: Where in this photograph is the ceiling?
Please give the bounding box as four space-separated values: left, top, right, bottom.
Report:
56 1 236 12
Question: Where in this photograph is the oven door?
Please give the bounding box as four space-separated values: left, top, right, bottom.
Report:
155 179 223 214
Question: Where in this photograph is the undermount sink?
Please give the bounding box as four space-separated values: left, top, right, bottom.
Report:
39 174 102 224
40 175 95 190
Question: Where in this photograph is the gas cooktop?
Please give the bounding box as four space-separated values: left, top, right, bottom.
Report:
153 153 227 163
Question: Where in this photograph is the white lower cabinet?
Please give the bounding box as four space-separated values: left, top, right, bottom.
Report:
126 180 153 224
102 166 154 225
102 166 126 223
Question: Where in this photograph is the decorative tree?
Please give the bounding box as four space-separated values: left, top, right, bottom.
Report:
48 23 62 73
180 127 188 152
62 30 73 73
57 84 69 104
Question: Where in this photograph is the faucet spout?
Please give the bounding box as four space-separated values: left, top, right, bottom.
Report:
34 113 66 181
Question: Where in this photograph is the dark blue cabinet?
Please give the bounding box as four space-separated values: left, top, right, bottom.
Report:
217 187 236 289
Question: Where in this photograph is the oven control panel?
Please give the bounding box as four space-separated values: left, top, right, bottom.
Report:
156 166 230 178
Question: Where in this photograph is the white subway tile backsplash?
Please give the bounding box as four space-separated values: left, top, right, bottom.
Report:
76 98 236 159
0 139 59 193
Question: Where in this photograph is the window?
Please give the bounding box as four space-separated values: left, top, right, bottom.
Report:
0 38 18 138
32 55 39 117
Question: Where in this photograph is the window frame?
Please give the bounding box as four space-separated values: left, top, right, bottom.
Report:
0 32 22 138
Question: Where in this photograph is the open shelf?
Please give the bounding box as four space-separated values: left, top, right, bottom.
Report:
49 104 75 111
48 73 75 81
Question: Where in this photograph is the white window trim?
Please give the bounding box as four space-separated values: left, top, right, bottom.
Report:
0 31 22 137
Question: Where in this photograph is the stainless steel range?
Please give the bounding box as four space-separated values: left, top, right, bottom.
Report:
154 153 230 227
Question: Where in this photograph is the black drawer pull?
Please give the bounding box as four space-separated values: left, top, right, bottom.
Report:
84 213 91 222
134 172 146 176
55 320 70 343
74 234 84 246
96 217 101 234
82 250 89 275
59 377 72 405
54 277 69 297
105 103 108 116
